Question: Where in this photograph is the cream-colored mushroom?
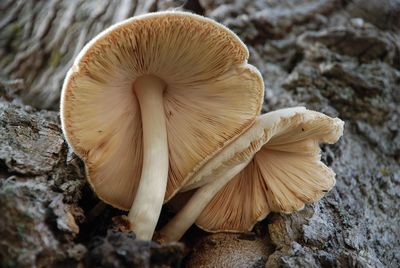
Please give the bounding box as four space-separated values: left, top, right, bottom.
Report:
60 11 264 240
159 107 344 242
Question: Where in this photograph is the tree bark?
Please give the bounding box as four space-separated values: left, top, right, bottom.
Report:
0 0 159 109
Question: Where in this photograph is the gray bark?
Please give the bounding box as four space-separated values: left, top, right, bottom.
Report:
0 0 159 109
0 0 399 267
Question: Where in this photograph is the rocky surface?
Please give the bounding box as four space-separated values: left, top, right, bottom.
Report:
1 0 399 267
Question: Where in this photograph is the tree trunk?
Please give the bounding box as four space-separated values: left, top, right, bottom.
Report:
0 0 399 267
0 0 159 109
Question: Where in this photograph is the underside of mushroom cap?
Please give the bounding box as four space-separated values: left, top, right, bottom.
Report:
61 11 264 210
194 108 344 232
183 107 309 191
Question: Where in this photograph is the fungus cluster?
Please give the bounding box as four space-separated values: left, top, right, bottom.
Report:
61 11 344 241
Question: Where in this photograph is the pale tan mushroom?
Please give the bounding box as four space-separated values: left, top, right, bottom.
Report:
60 11 264 240
159 107 344 242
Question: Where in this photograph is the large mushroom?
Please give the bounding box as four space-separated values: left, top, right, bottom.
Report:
159 107 344 242
60 11 264 239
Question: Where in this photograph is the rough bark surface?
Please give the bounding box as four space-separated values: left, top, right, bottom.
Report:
0 0 399 267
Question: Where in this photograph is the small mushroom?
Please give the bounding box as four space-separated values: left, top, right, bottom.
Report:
60 11 264 239
159 107 344 242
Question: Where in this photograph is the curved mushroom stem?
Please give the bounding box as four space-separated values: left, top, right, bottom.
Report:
128 76 169 240
159 160 251 242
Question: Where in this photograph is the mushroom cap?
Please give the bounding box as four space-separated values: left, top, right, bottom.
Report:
187 108 344 232
60 11 264 210
183 107 308 191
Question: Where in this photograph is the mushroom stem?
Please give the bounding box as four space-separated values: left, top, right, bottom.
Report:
160 160 250 242
128 76 169 240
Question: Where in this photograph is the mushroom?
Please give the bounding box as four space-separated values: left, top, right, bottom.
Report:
159 107 344 242
60 11 264 240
